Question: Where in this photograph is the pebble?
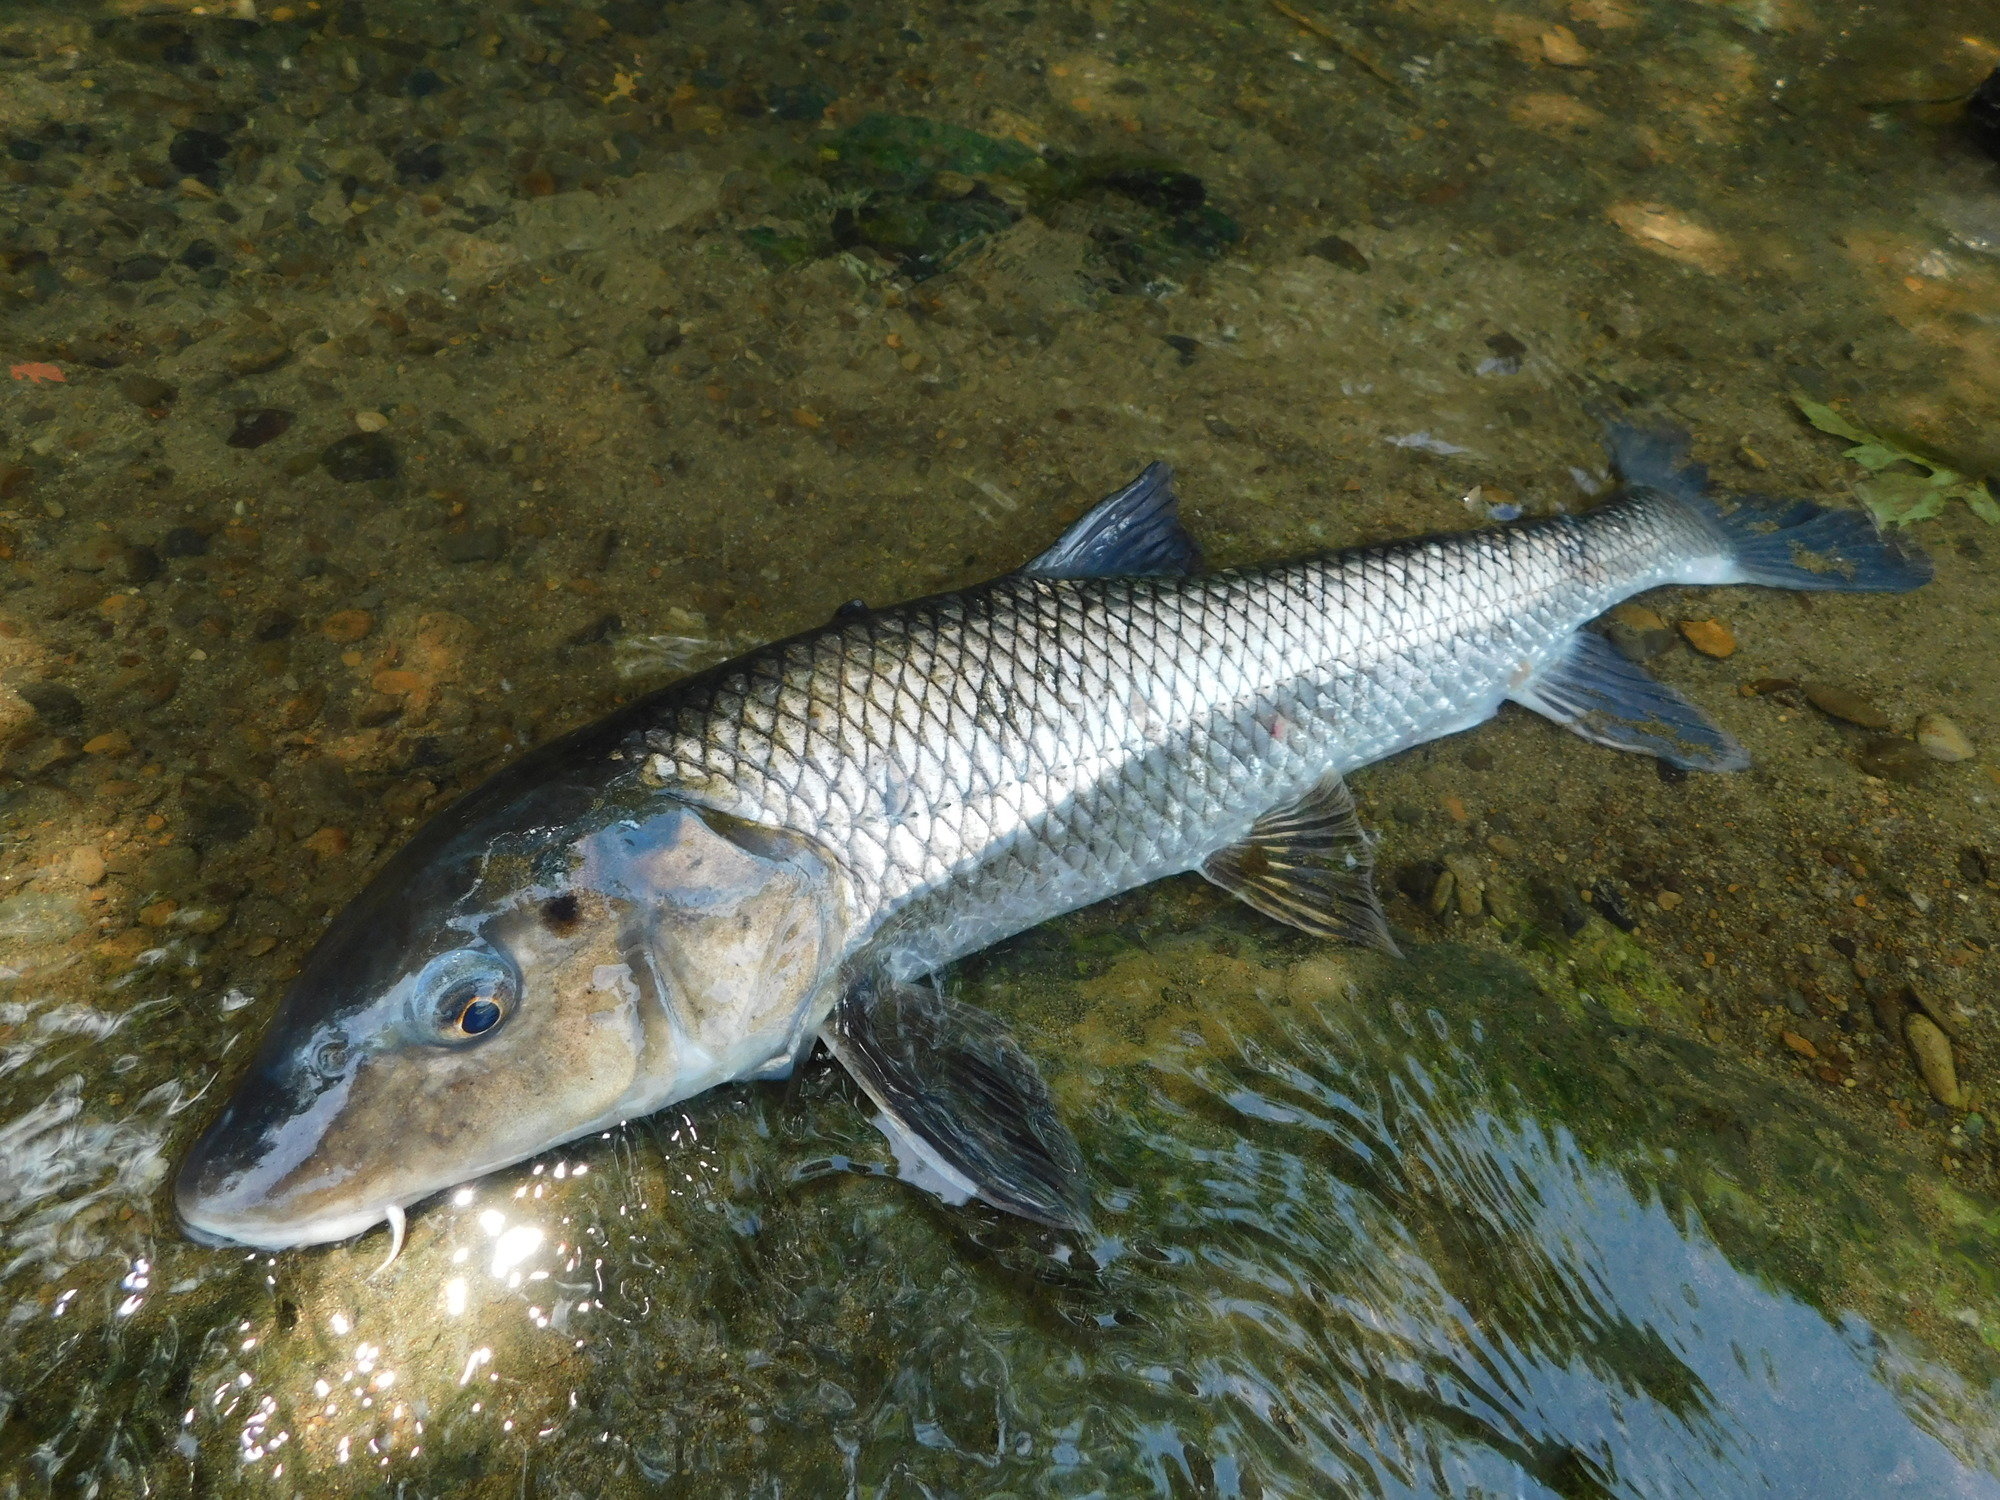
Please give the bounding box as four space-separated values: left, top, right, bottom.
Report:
160 525 209 558
221 330 292 378
117 373 177 408
1677 618 1736 657
1307 235 1370 272
18 681 84 729
1654 890 1683 911
1856 736 1933 784
68 846 106 885
0 889 88 945
1606 603 1673 662
354 410 390 433
83 730 132 756
321 432 399 483
1781 1031 1819 1060
1905 1014 1963 1109
1804 683 1890 730
320 609 376 643
304 827 352 857
226 408 295 450
1442 853 1485 917
1914 713 1974 762
440 525 507 564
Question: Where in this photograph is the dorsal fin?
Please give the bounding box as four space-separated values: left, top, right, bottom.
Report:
1021 462 1203 579
1201 772 1401 955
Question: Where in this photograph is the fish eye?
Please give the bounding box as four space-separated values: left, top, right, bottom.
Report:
456 994 503 1036
414 949 517 1045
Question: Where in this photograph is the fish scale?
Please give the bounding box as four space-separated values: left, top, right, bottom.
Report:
638 492 1714 979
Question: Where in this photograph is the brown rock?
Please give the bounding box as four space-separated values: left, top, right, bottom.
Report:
321 609 375 643
139 899 179 928
1856 736 1933 784
68 846 106 885
1803 683 1890 730
83 729 133 756
1905 1015 1963 1109
1678 618 1736 657
303 826 351 857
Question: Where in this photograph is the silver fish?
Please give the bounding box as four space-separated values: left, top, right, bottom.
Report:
175 424 1929 1248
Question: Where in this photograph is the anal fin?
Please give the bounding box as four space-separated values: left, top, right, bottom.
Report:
1202 772 1400 956
1512 629 1747 771
821 977 1090 1232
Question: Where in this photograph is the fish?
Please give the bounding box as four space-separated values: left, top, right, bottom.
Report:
175 423 1930 1250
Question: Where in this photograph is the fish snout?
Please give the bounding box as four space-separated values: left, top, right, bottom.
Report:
175 1097 389 1251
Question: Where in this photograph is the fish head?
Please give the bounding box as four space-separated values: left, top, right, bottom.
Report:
176 754 847 1251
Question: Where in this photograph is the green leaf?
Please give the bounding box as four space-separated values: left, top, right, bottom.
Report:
1791 394 1996 527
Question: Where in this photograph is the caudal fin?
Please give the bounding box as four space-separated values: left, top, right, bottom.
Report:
1605 421 1934 593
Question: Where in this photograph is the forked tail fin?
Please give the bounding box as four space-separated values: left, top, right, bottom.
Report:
1605 422 1934 593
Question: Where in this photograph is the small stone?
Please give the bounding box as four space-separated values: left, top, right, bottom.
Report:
168 127 232 184
251 608 297 642
1655 890 1683 911
1803 683 1891 730
112 254 168 283
139 899 180 928
352 693 404 727
227 408 295 449
83 729 133 756
304 826 351 857
1540 24 1591 65
1485 833 1520 857
17 682 83 729
1906 1014 1963 1109
1428 868 1456 917
222 331 292 377
1461 746 1495 771
440 525 507 564
1678 618 1736 657
68 846 106 885
321 432 399 482
353 410 390 433
1856 736 1933 784
0 889 89 945
1307 235 1370 272
117 373 178 408
160 525 209 558
1443 853 1485 917
320 609 376 643
115 544 161 586
1915 713 1974 762
1610 603 1666 632
371 668 424 696
1780 1031 1819 1060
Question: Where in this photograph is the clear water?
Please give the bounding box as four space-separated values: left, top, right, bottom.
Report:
3 0 2000 1495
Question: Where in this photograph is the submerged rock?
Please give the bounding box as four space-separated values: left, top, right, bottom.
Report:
1805 683 1891 730
321 432 399 483
1970 66 2000 162
1906 1014 1963 1109
1915 713 1975 762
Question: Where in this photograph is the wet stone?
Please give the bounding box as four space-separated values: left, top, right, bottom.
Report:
111 254 167 283
16 681 83 729
159 525 208 558
1914 714 1974 763
188 794 255 845
1678 618 1736 658
393 142 447 184
251 608 297 642
1308 235 1371 272
116 373 177 408
1804 683 1891 730
168 127 231 184
321 609 375 643
1856 736 1933 784
321 432 399 483
222 331 291 377
179 238 219 270
226 408 295 450
440 525 507 564
115 544 160 586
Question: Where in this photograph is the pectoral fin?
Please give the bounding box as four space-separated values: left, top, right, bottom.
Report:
1202 772 1400 955
1511 629 1747 771
821 977 1091 1232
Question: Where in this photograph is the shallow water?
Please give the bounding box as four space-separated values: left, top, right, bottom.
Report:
3 0 2000 1494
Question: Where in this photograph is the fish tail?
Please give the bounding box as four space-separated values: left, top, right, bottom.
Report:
1605 421 1933 593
